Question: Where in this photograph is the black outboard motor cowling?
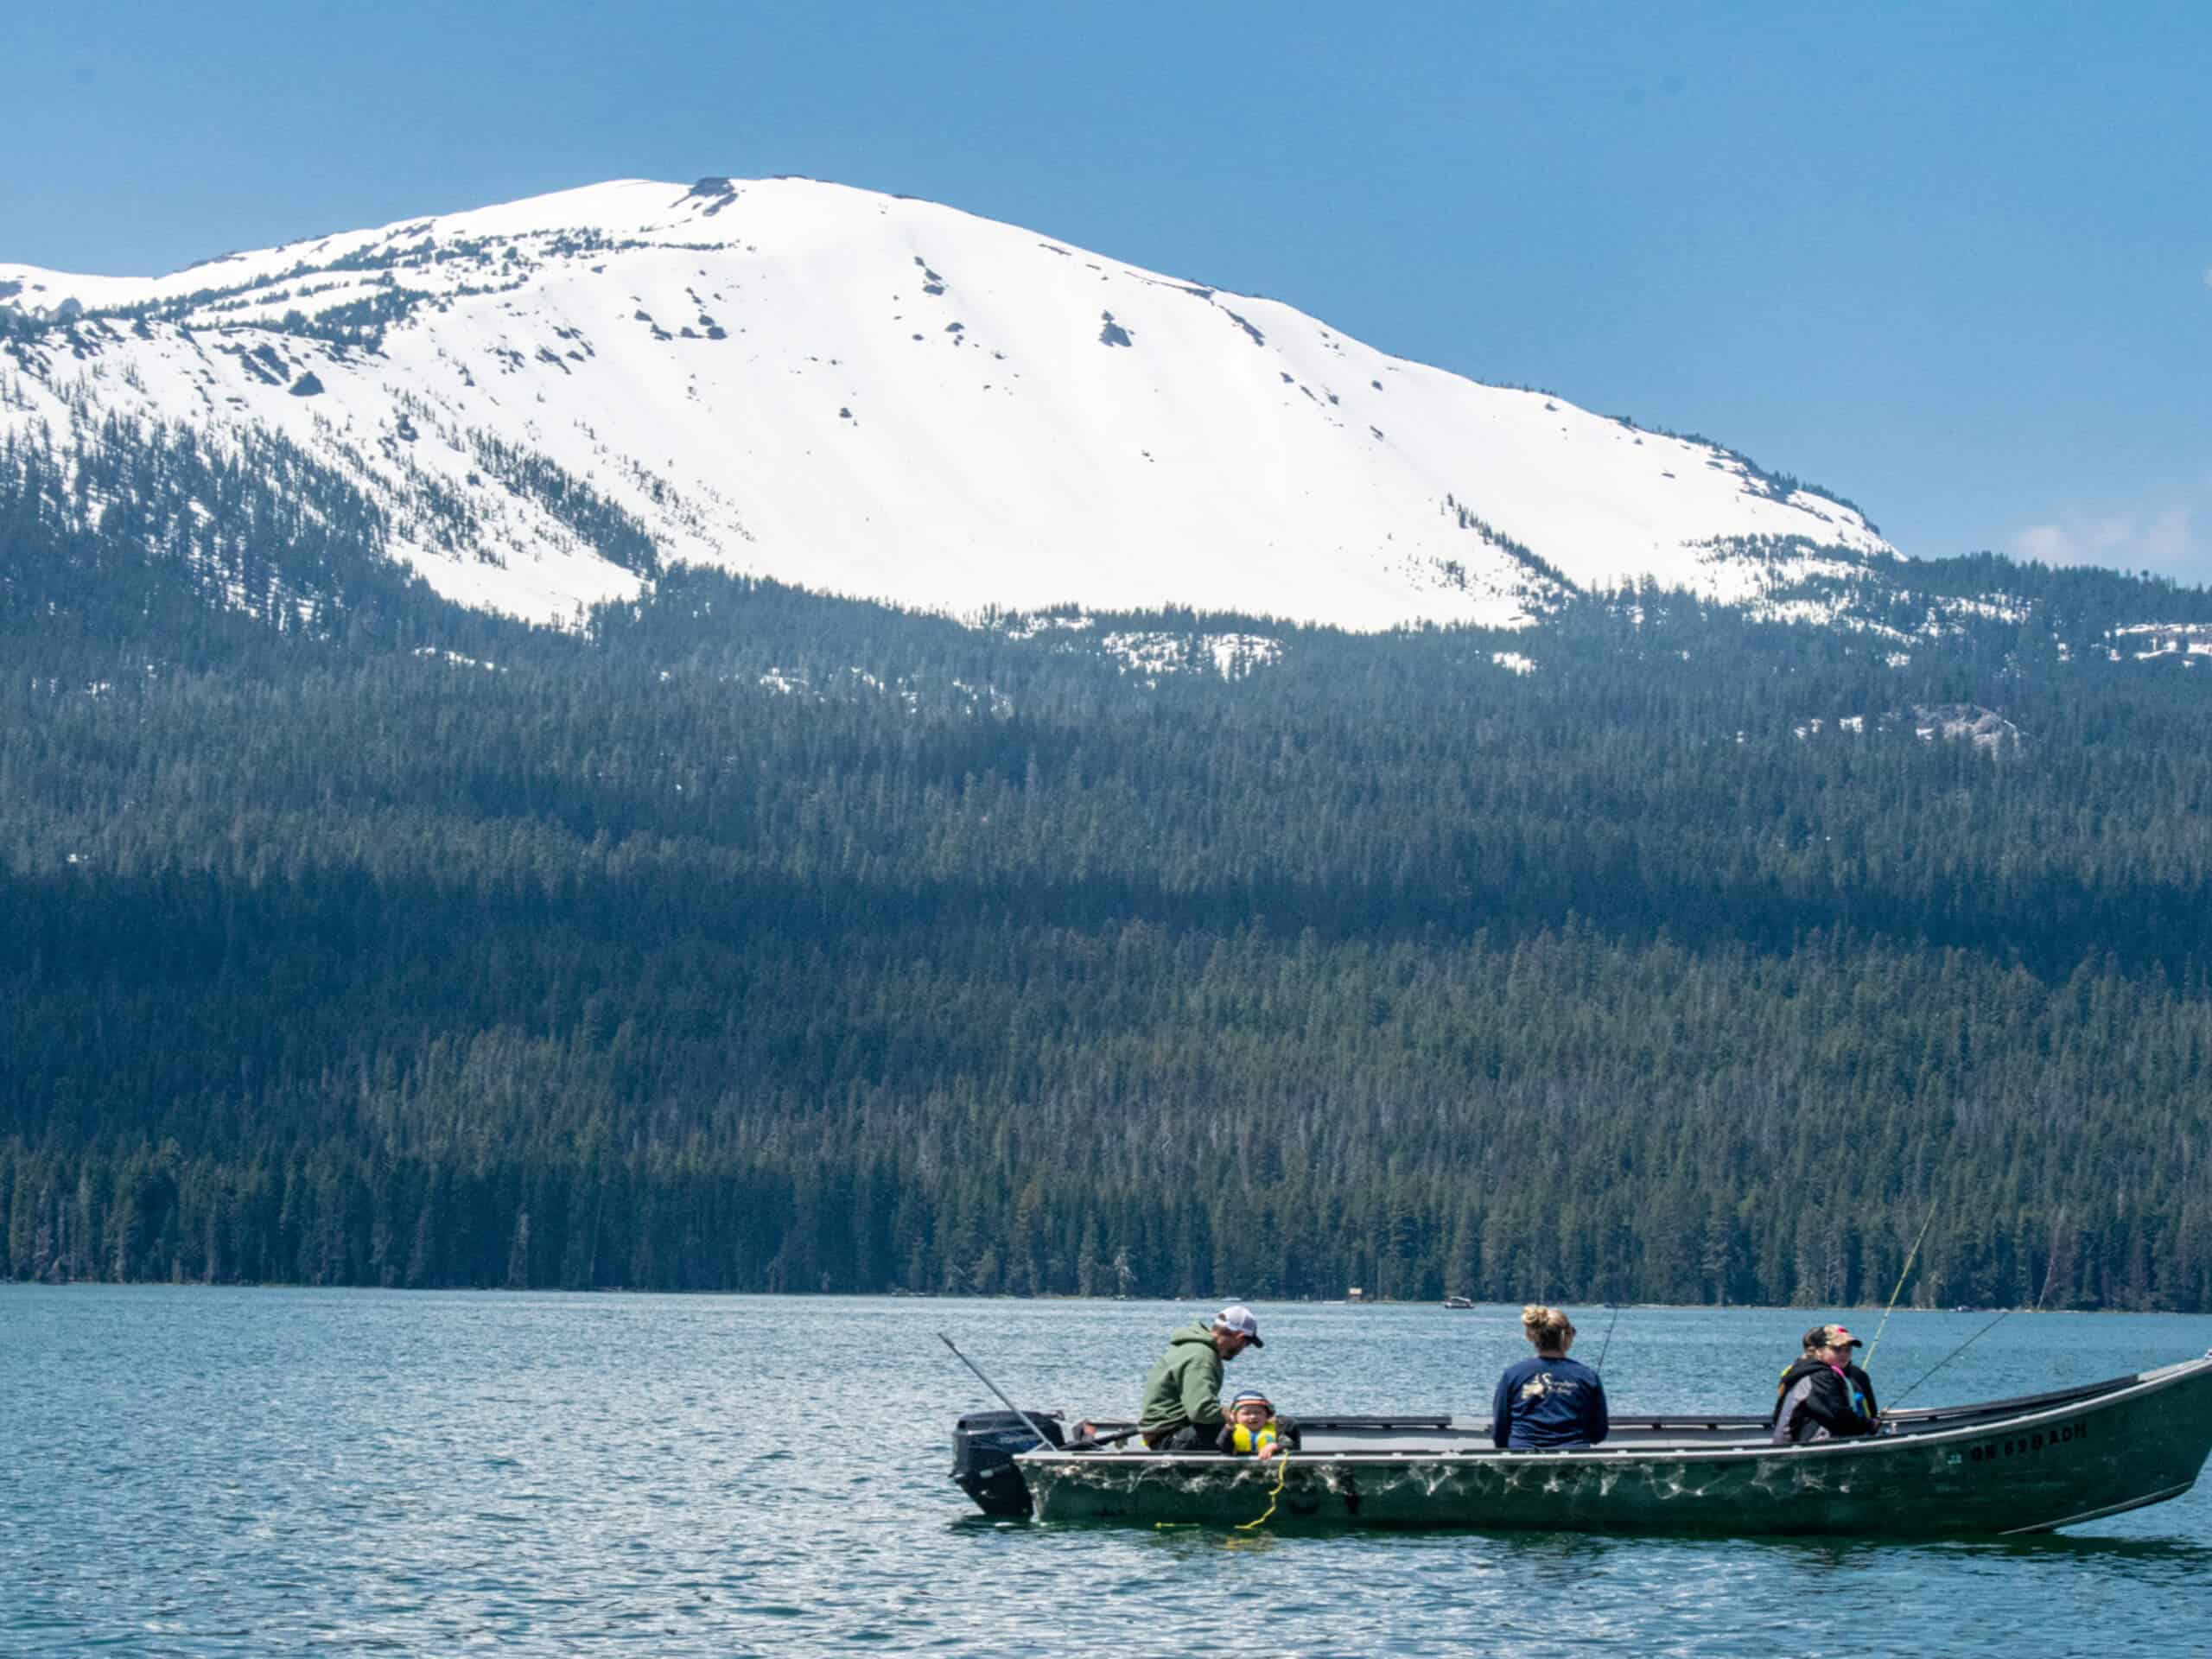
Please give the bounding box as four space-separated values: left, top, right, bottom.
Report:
951 1408 1064 1516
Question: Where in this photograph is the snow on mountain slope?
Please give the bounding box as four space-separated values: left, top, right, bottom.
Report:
0 176 1892 629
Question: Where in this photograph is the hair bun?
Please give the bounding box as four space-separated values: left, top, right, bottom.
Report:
1522 1304 1574 1341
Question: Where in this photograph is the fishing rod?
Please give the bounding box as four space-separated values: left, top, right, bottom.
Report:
2035 1207 2068 1314
1077 1425 1147 1449
1594 1304 1623 1371
1889 1309 2012 1409
1888 1207 2064 1411
938 1332 1059 1452
1864 1197 1940 1372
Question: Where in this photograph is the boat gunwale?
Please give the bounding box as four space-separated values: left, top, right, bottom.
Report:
1018 1353 2212 1474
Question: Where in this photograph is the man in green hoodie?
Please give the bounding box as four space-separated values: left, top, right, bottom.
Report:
1139 1305 1264 1449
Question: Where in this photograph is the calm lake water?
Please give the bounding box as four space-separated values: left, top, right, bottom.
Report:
3 1288 2209 1656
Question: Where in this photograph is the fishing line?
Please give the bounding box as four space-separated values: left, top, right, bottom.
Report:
1889 1309 2012 1409
2035 1207 2067 1313
1594 1305 1623 1372
1891 1205 2062 1408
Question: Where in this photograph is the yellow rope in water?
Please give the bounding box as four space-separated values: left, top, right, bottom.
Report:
1236 1451 1291 1531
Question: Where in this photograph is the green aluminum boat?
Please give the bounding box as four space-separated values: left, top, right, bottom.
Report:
951 1353 2212 1535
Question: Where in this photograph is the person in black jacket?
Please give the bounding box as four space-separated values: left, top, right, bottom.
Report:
1770 1324 1882 1444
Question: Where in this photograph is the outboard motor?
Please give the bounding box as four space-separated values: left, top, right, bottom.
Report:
950 1408 1064 1516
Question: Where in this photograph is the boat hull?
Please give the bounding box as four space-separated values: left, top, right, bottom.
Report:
1017 1357 2212 1535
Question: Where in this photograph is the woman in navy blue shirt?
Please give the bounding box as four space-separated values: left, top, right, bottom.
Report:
1491 1305 1610 1450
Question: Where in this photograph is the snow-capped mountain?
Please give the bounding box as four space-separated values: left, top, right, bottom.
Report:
1 176 1891 629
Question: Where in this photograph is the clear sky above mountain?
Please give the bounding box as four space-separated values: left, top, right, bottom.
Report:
7 1 2207 580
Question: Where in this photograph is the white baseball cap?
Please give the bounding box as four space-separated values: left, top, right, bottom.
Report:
1214 1304 1263 1347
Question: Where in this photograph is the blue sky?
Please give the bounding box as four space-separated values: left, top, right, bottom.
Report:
7 1 2207 580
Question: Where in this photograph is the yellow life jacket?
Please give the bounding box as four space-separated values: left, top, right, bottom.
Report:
1230 1421 1280 1456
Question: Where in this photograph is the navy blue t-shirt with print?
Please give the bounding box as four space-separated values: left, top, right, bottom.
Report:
1491 1355 1610 1449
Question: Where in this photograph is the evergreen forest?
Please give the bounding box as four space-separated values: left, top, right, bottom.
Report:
6 418 2212 1310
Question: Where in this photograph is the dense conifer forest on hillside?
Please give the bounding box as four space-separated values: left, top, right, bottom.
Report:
6 420 2212 1307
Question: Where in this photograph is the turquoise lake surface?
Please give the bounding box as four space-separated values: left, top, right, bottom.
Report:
4 1288 2209 1656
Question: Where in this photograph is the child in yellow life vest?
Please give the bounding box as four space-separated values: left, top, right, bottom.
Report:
1217 1390 1294 1459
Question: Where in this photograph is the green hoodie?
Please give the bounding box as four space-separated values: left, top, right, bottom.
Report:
1139 1321 1227 1433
